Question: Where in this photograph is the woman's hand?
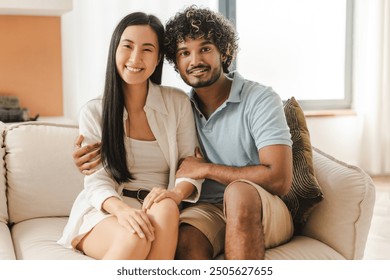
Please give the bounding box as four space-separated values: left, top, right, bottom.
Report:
103 197 155 241
142 180 196 211
115 206 155 241
142 188 182 211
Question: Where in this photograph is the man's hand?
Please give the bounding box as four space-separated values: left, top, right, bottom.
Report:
73 135 101 175
176 147 209 179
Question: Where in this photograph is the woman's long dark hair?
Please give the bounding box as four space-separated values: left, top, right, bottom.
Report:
101 12 164 184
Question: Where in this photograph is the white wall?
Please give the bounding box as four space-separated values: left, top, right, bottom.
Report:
306 115 360 167
59 0 379 174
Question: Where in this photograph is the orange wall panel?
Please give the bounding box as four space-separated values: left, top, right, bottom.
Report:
0 15 63 117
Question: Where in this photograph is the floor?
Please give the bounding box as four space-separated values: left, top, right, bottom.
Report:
363 175 390 259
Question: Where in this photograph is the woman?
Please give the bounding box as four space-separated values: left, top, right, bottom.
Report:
58 12 202 260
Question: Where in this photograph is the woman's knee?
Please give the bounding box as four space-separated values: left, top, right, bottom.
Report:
148 198 180 222
147 198 180 231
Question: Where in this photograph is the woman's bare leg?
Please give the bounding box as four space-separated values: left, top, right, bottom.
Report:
77 216 151 260
146 198 180 260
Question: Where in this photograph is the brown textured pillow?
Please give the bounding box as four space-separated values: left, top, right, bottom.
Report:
282 97 324 234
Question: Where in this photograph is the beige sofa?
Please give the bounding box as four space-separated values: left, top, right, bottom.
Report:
0 121 375 260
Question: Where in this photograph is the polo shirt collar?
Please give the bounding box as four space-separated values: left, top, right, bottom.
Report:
226 71 244 103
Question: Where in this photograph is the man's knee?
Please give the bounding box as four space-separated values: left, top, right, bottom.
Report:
224 181 263 222
224 181 262 208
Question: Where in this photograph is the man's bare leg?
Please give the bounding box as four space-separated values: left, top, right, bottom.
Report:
175 224 213 260
224 182 264 259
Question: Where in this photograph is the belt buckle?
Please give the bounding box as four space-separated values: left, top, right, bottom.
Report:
136 189 148 204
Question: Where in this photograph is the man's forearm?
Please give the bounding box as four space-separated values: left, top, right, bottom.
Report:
204 163 290 196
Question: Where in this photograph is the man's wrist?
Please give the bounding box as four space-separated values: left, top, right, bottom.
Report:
203 162 213 178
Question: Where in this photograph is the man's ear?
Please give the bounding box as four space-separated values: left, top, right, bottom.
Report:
221 54 227 63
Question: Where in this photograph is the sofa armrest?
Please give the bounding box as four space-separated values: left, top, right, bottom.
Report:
0 122 8 225
0 122 15 259
302 147 376 259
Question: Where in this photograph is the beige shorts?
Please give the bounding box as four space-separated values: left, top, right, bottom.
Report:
180 179 293 258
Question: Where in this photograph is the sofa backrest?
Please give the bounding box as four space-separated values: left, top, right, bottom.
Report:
0 122 8 224
4 122 84 224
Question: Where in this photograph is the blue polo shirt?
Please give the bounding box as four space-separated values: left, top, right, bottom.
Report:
189 71 292 203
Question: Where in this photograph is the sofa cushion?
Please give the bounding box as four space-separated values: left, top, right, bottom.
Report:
11 217 92 260
5 122 84 224
0 222 15 260
282 97 324 233
0 122 8 224
304 147 376 259
265 235 345 260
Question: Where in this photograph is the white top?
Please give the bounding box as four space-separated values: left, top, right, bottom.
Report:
124 138 169 190
58 81 203 249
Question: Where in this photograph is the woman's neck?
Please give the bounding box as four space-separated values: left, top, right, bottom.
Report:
123 81 148 112
122 80 155 140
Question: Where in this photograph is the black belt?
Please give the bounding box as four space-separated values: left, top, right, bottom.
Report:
122 189 150 203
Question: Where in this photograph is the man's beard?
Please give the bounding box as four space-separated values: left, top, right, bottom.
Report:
180 66 222 89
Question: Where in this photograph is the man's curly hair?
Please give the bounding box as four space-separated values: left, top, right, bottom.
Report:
164 5 239 73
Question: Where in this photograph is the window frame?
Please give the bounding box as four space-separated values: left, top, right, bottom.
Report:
219 0 354 110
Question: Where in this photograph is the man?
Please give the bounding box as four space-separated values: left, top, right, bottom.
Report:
74 6 293 259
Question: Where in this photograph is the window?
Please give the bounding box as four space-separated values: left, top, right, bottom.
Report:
220 0 353 110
